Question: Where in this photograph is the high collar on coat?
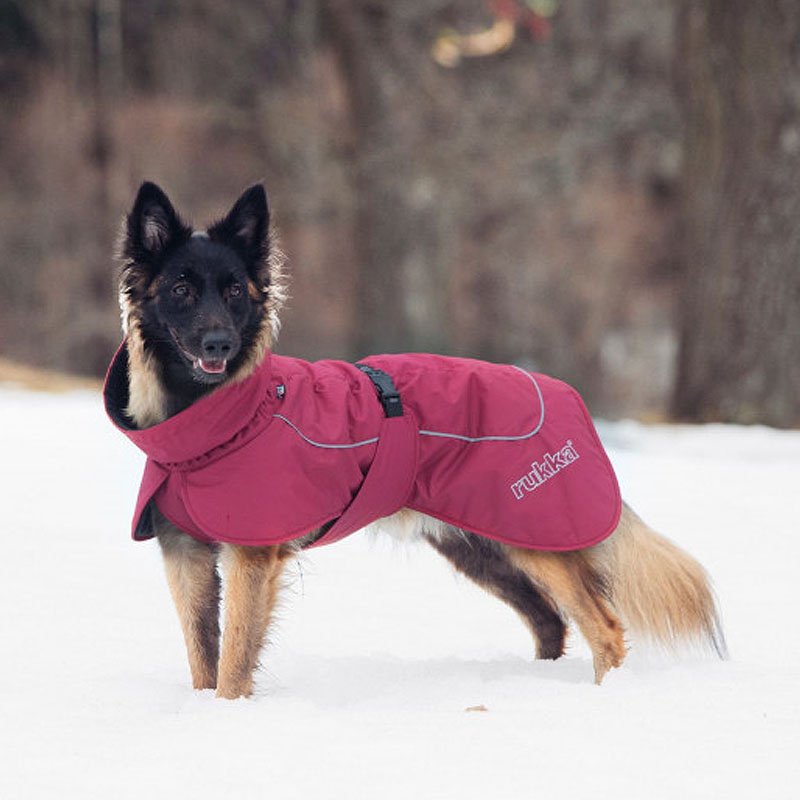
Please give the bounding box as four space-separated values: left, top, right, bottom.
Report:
104 341 275 465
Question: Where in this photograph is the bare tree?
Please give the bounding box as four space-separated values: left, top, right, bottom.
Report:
321 0 457 357
672 0 800 427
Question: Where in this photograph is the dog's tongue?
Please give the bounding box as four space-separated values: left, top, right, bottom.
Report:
199 358 227 375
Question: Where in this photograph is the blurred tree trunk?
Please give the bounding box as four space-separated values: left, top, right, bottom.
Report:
88 0 120 300
322 0 450 357
672 0 800 426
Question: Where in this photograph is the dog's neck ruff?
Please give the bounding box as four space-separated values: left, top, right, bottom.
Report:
104 343 621 551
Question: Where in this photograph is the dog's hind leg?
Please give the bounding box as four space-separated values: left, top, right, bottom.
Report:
217 544 291 699
156 517 221 690
507 547 627 684
425 528 567 660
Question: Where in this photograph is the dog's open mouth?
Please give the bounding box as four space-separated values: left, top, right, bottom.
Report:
196 357 227 375
187 350 228 377
169 328 229 379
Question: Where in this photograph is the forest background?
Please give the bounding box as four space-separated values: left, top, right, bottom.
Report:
1 0 798 426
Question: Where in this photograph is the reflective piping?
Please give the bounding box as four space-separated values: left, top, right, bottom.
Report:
273 367 545 449
418 368 545 443
272 413 379 449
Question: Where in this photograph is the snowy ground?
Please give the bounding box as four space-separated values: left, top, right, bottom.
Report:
1 383 799 799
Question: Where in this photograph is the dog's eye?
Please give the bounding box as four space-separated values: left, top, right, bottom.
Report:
228 283 243 299
172 281 191 298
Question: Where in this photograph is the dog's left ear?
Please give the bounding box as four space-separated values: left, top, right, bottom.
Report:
119 181 192 300
209 184 270 281
125 182 191 262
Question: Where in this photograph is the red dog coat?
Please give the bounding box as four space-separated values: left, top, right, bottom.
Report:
104 344 621 550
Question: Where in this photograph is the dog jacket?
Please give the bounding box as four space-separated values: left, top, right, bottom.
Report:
104 344 621 550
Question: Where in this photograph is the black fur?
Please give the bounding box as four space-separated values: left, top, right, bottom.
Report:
207 184 271 286
121 181 193 296
121 182 568 667
425 528 567 660
121 182 273 417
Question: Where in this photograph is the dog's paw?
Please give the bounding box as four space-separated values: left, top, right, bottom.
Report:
215 678 254 700
592 637 627 685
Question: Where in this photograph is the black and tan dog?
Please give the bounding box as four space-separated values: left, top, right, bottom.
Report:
114 182 724 699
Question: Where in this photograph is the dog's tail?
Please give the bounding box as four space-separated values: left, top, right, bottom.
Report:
589 503 727 657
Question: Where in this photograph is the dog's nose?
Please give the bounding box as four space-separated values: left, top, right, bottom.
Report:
201 330 233 360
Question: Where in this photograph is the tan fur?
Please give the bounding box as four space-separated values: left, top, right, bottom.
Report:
118 189 723 698
585 503 725 654
363 506 448 541
124 317 169 427
226 310 275 388
225 228 288 388
157 514 220 689
156 501 722 696
383 506 724 679
507 547 627 683
216 544 291 699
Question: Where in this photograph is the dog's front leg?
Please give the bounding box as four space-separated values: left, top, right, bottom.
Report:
217 544 288 699
157 519 221 690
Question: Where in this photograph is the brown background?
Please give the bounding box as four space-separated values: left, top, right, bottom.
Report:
1 0 798 425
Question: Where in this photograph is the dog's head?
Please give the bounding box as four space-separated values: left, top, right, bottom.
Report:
118 182 285 395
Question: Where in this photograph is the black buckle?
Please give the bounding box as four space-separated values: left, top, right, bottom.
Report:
356 364 404 418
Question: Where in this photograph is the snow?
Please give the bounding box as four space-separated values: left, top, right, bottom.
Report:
1 385 799 799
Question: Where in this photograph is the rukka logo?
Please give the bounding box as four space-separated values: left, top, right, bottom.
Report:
510 441 580 500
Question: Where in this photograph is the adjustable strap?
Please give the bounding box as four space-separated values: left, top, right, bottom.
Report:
304 413 418 548
305 361 414 549
356 364 404 418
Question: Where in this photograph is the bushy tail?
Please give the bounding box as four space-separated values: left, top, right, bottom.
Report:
590 504 727 657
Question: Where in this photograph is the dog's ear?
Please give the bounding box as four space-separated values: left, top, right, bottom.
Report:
208 184 270 281
120 182 191 297
124 182 190 261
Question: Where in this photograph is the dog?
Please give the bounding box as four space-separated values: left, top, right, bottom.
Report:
106 181 725 699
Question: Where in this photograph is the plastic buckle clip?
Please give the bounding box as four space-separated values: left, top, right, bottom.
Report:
356 364 404 418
